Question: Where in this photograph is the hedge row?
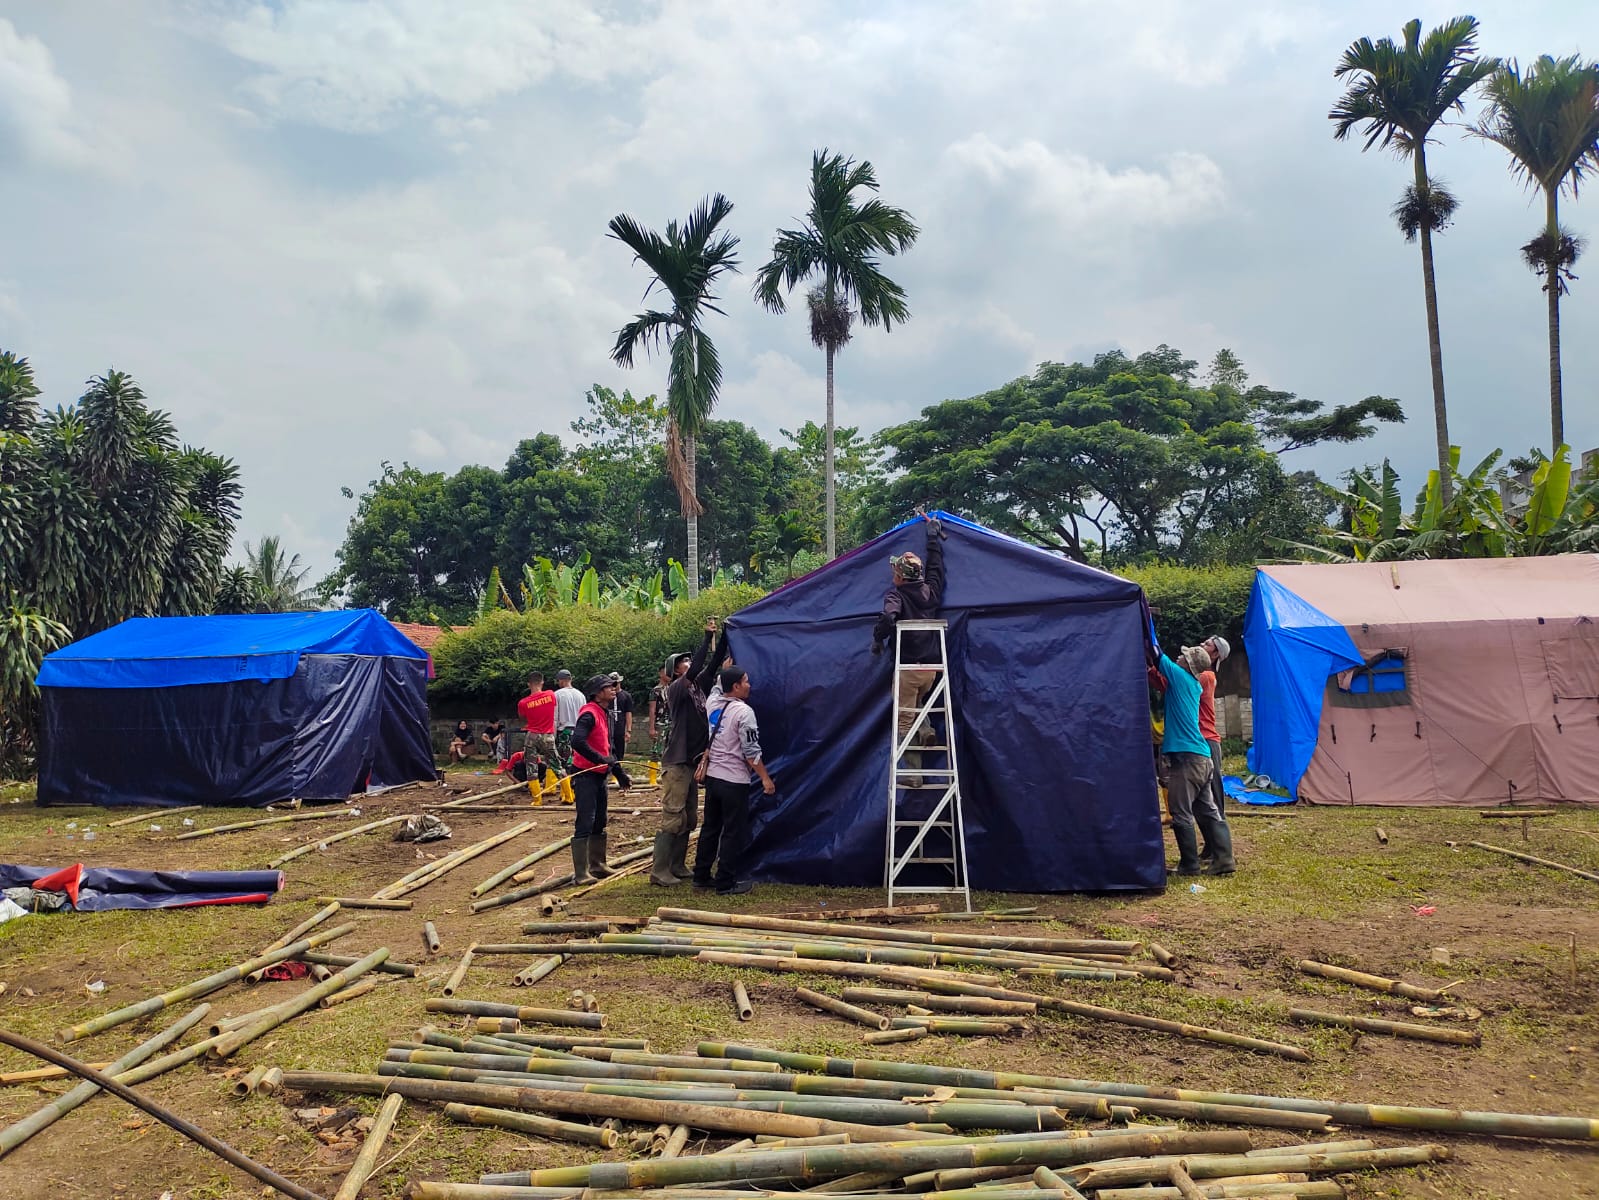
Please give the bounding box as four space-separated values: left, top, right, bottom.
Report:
1119 562 1256 653
428 585 767 704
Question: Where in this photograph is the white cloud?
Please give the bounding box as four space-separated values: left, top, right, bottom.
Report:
0 18 94 168
408 427 447 458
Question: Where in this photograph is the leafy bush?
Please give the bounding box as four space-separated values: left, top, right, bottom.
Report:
1119 563 1256 651
430 585 766 703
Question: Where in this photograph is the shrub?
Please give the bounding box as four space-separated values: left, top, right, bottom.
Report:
429 585 766 704
1119 563 1256 652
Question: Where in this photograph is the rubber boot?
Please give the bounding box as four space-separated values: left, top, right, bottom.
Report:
1200 816 1236 875
649 831 679 886
1171 822 1203 876
669 831 693 880
588 832 615 878
570 838 594 886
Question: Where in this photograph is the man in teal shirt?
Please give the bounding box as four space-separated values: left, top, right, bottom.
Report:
1157 645 1235 876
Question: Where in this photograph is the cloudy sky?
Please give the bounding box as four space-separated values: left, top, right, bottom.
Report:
2 1 1595 577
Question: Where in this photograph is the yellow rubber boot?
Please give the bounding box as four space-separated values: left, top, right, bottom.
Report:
647 761 660 786
559 775 576 805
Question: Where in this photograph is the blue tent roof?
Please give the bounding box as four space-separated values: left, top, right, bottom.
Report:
1242 571 1365 796
725 511 1165 893
37 610 428 690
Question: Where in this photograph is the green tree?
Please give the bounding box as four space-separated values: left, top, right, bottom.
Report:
568 385 669 576
775 420 886 549
1472 55 1599 452
242 535 316 611
609 195 742 598
645 419 783 579
751 509 821 582
1330 16 1496 503
754 150 919 559
868 349 1400 565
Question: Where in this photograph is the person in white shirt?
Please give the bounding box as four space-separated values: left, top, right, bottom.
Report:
553 669 586 773
692 666 776 896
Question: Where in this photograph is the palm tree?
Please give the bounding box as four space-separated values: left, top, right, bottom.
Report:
755 150 919 557
245 535 316 611
608 195 741 598
1330 18 1496 503
1472 55 1599 452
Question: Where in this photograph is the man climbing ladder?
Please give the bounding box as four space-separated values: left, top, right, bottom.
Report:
872 510 947 787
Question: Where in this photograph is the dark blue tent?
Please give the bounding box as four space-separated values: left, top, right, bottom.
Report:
36 610 435 809
725 513 1166 893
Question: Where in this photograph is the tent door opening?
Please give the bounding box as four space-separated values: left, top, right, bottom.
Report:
886 618 971 912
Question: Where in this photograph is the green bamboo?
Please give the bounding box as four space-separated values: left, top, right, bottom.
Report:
310 896 413 909
471 881 557 913
374 819 537 900
424 921 443 954
863 1027 928 1045
444 947 476 998
273 814 412 868
105 804 201 826
1288 1008 1481 1045
300 950 419 977
494 1033 648 1050
578 1051 780 1073
1069 1144 1449 1189
424 999 605 1028
477 942 701 958
174 807 356 840
333 1092 404 1200
471 836 574 897
632 928 1131 975
382 1049 802 1089
1095 1185 1341 1200
699 1045 1599 1142
654 908 1138 954
1296 959 1448 1002
1033 1165 1088 1200
0 1003 210 1157
796 987 890 1030
255 901 344 965
889 1018 1020 1035
842 989 1036 1016
519 920 621 935
446 1101 617 1146
60 922 357 1041
210 948 391 1058
514 956 565 988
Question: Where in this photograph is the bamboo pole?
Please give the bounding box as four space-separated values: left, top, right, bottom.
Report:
312 896 413 910
1470 840 1599 884
863 1027 929 1046
1033 1165 1089 1200
701 1044 1598 1141
424 922 443 955
655 908 1138 955
61 922 357 1041
106 804 202 827
796 987 890 1030
331 1092 404 1200
474 942 700 958
733 981 754 1022
425 999 604 1028
769 904 942 921
842 988 1035 1017
0 1061 113 1086
492 1034 648 1050
1296 960 1449 1002
0 1028 325 1200
472 837 574 898
514 956 566 988
520 919 640 935
1149 943 1178 968
235 1064 272 1096
1288 1008 1481 1045
300 951 419 977
0 1004 210 1157
890 1017 1021 1036
569 854 653 899
374 820 538 900
1097 1185 1341 1200
660 1124 691 1158
256 902 345 958
320 978 379 1008
210 948 391 1058
1069 1145 1449 1189
446 1101 617 1146
444 947 476 997
175 807 356 840
273 814 412 868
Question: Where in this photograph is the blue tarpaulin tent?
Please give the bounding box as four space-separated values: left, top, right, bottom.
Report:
1242 570 1365 798
36 610 435 809
725 513 1166 893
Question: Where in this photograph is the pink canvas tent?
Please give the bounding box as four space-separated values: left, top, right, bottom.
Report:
1254 556 1599 807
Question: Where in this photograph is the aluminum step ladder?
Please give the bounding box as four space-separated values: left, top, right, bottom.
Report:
885 618 971 911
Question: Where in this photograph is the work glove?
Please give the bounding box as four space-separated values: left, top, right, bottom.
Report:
612 763 632 790
927 516 944 539
870 641 883 656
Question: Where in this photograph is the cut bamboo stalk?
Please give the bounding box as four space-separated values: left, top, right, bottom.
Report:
471 837 574 897
1097 1185 1341 1200
656 907 1138 954
333 1092 404 1200
234 1064 272 1096
375 820 538 900
1289 1008 1481 1045
660 1124 691 1158
175 807 356 840
843 988 1035 1017
444 947 477 997
424 922 443 955
492 1034 647 1050
1470 840 1599 884
1170 1161 1206 1200
61 922 356 1041
863 1027 929 1045
514 956 566 988
1481 809 1557 818
1296 960 1448 1002
0 1061 113 1085
1149 943 1178 968
1069 1144 1449 1189
1033 1165 1089 1200
273 814 413 867
259 1067 285 1095
312 896 412 910
733 981 754 1022
210 948 391 1058
425 999 604 1028
519 919 640 935
796 987 891 1030
300 951 419 977
0 1004 210 1158
253 902 345 967
106 804 202 827
1244 1140 1373 1157
891 1017 1021 1035
321 978 379 1008
471 880 558 913
769 904 942 920
446 1100 617 1146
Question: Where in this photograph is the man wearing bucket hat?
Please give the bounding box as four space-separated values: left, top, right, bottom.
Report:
871 511 946 788
568 674 632 884
650 617 729 886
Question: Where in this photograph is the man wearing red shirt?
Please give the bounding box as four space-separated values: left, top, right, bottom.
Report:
517 672 558 781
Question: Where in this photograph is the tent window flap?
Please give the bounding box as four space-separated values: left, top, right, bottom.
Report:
1329 649 1411 709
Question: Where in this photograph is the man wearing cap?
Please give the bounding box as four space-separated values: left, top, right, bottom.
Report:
568 674 632 883
650 616 728 887
1155 643 1235 876
1198 635 1231 848
871 512 946 788
607 671 634 764
553 669 585 775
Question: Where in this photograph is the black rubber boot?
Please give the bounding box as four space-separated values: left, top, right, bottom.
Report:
649 832 679 886
570 838 594 886
589 832 615 878
1200 817 1236 875
1172 823 1203 876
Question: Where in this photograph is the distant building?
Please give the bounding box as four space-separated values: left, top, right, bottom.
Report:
1498 447 1598 515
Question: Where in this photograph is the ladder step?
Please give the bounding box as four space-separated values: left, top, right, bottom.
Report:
894 820 953 827
900 857 957 865
897 664 947 671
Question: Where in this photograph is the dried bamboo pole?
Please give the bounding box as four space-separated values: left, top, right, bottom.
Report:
446 1101 617 1146
444 947 477 997
61 922 356 1041
234 1064 272 1096
1069 1144 1449 1189
796 987 891 1030
425 999 604 1028
471 837 574 898
1288 1008 1481 1045
863 1027 929 1046
1033 1165 1089 1200
568 854 654 899
424 922 443 955
660 1124 691 1158
272 814 412 867
514 955 566 988
300 951 419 977
0 1004 210 1157
175 807 356 840
1470 840 1599 884
733 981 754 1022
0 1028 325 1200
891 1017 1021 1036
520 919 642 935
106 805 202 827
842 988 1035 1017
312 896 413 910
768 904 942 921
332 1092 404 1200
0 1061 113 1086
1149 944 1178 968
321 979 379 1008
1097 1185 1341 1200
1296 960 1449 1002
374 820 538 900
655 908 1138 954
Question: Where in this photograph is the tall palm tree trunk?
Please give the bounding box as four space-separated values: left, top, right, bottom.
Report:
1413 151 1452 503
1544 188 1565 452
684 434 700 599
824 341 836 559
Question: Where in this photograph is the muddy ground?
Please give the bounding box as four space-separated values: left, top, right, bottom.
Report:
0 772 1596 1199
